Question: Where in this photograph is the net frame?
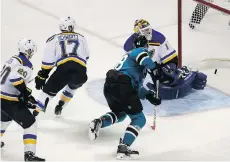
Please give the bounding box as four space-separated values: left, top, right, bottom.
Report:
177 0 230 68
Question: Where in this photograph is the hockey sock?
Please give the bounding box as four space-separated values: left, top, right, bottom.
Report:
123 112 146 146
101 112 127 128
60 85 77 108
23 121 37 153
0 121 12 137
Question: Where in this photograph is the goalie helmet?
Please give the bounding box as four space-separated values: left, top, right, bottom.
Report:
59 16 76 32
134 19 152 40
18 37 37 60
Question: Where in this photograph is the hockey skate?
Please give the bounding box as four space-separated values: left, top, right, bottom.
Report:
88 118 102 141
24 151 45 161
116 139 139 160
1 141 4 148
54 100 65 115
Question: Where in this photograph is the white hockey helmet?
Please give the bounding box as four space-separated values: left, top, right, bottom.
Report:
134 19 152 40
58 16 76 32
18 37 37 60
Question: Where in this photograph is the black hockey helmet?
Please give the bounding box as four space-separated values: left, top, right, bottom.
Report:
133 35 148 48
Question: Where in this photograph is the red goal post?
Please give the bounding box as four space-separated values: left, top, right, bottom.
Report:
177 0 230 68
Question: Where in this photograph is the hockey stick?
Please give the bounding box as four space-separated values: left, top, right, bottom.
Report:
28 77 35 84
151 79 159 130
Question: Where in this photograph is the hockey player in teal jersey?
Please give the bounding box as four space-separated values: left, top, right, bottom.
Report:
88 35 161 160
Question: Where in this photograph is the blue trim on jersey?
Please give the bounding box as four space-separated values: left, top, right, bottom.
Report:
42 61 55 65
10 77 22 83
161 50 177 61
18 54 33 69
151 29 166 44
0 91 19 97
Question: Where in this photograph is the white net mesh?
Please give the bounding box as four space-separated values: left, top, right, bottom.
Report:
181 0 230 70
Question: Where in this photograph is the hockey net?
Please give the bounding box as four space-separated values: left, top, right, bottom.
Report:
178 0 230 70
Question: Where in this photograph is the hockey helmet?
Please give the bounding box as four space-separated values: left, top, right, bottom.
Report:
59 16 76 32
18 37 37 60
133 35 148 48
133 19 152 40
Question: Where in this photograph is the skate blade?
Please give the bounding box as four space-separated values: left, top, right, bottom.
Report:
116 153 139 160
88 122 97 141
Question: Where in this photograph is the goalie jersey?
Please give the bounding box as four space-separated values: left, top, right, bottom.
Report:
124 29 177 65
41 32 90 71
0 54 33 101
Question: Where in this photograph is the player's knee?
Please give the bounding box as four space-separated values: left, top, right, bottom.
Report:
79 73 87 84
71 73 87 87
1 110 12 122
68 83 81 89
116 112 127 123
21 117 36 129
129 112 146 129
43 87 57 96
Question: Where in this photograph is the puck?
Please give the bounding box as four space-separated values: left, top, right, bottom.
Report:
214 69 217 74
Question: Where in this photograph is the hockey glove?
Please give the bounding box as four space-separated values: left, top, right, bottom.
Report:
18 87 37 109
35 69 49 90
145 90 161 106
33 109 39 117
148 62 162 82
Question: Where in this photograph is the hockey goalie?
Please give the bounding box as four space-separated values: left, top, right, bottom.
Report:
124 19 207 100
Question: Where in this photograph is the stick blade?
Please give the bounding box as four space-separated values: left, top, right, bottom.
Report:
151 125 156 130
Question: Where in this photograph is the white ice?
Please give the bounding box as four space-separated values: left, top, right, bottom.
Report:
1 0 230 161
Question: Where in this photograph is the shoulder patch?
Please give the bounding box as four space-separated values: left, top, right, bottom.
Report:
12 56 23 65
151 30 166 44
46 34 56 43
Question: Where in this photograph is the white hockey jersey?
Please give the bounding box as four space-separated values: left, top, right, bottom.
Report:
41 32 89 70
124 30 177 65
0 55 33 101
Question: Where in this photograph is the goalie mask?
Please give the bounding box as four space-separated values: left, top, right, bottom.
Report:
134 19 152 40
